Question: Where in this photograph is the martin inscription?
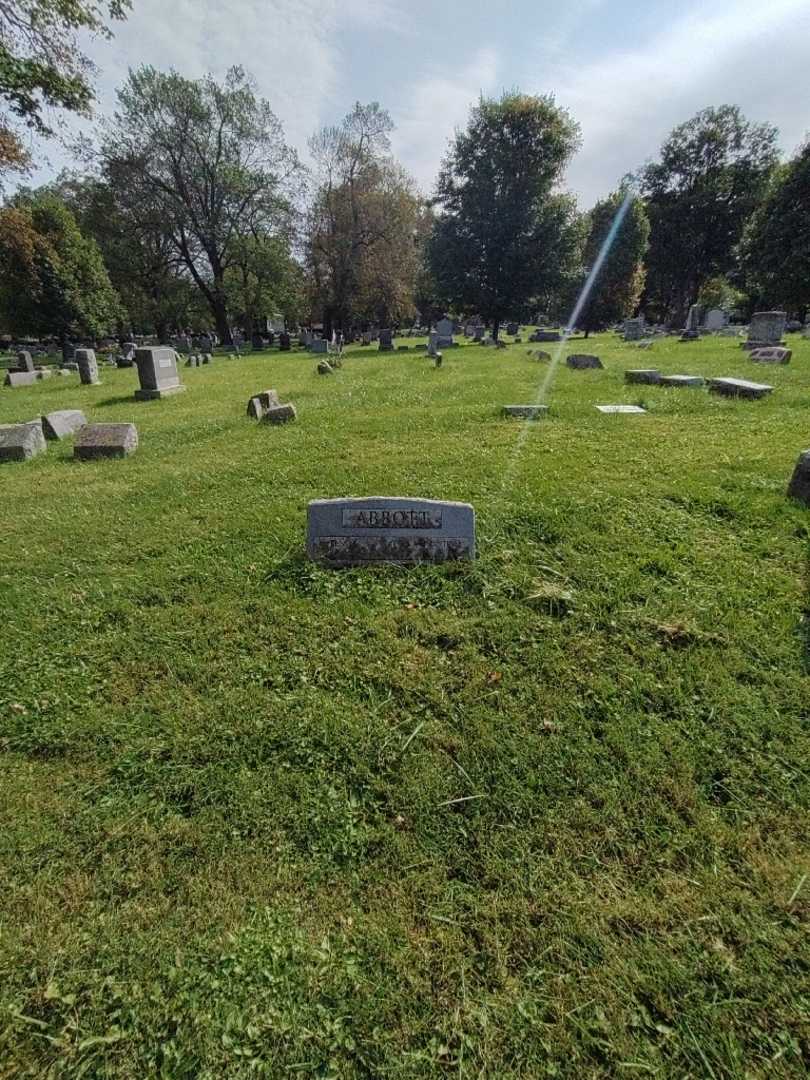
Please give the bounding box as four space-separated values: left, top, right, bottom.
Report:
308 497 474 566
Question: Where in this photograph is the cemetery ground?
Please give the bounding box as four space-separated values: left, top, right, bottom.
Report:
1 333 808 1079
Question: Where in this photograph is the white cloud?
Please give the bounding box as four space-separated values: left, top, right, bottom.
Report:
391 47 500 194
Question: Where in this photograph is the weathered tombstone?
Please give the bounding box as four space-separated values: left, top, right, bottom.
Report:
427 331 440 357
41 410 87 440
744 311 786 349
533 329 562 343
134 347 186 400
378 329 394 352
625 369 661 385
0 422 47 461
473 326 484 342
74 423 138 459
659 374 704 387
680 304 701 340
704 308 727 331
708 377 773 400
506 322 519 336
307 497 475 566
502 405 548 419
4 371 37 388
623 317 645 341
246 389 280 419
16 351 34 373
595 405 647 414
436 318 454 348
246 396 263 419
787 450 810 505
566 354 603 369
262 403 297 424
279 332 291 351
749 346 791 364
75 348 101 386
310 338 328 354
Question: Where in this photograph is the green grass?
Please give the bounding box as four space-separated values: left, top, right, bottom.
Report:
1 333 808 1078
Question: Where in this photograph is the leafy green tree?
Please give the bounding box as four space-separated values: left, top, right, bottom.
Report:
740 142 810 318
639 105 778 323
577 189 649 337
426 91 581 339
226 233 306 336
306 102 420 333
0 0 129 180
101 65 299 346
0 193 120 352
696 274 746 316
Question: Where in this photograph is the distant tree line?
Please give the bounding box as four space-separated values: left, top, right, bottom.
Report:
0 1 807 345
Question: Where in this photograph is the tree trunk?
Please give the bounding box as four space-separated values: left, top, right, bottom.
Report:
584 328 590 339
492 317 500 342
211 289 234 349
60 330 71 364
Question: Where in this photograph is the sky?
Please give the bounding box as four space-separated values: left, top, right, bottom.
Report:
22 0 810 208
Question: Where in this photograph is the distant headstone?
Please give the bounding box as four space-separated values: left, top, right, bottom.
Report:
623 318 645 341
473 326 484 342
378 329 394 352
749 346 791 364
704 308 727 331
134 347 186 400
16 351 34 373
247 388 280 419
41 410 87 440
74 423 138 459
745 311 786 348
307 497 475 566
311 338 328 354
262 403 297 424
3 371 37 388
708 377 773 400
75 348 101 386
0 422 46 462
566 354 603 369
625 369 661 385
279 332 291 351
787 450 810 505
595 405 647 414
246 396 263 420
681 304 701 340
532 329 562 343
659 374 704 387
502 405 548 419
435 318 454 348
506 322 519 335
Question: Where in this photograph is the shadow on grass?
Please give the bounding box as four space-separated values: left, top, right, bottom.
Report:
95 394 147 408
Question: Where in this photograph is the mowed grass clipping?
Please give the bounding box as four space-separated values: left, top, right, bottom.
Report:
1 333 809 1078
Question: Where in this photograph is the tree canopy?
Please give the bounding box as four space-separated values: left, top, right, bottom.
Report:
577 189 649 335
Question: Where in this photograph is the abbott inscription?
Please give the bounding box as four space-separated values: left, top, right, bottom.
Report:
308 497 475 566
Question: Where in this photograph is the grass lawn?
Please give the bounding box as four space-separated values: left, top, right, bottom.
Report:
1 333 808 1078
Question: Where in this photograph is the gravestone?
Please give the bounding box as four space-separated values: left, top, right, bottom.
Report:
532 329 562 343
279 332 291 351
134 347 186 400
436 318 454 348
787 450 810 505
595 405 647 414
0 422 46 462
16 351 34 373
659 374 704 387
750 346 791 364
246 389 280 419
708 377 773 400
623 317 645 341
307 497 475 566
744 311 786 349
625 369 661 384
74 423 138 459
704 308 727 331
41 409 87 440
680 304 701 340
502 405 548 419
75 348 101 385
262 403 297 424
506 322 519 336
247 397 263 419
803 320 810 340
317 360 333 374
566 354 603 369
473 326 484 342
378 329 394 352
310 338 329 354
4 371 37 388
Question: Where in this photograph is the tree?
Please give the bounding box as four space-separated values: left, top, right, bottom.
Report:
100 65 299 346
0 193 120 352
740 142 810 319
306 102 420 333
696 275 745 317
225 233 306 335
577 188 649 336
0 0 130 183
426 91 581 339
639 105 778 324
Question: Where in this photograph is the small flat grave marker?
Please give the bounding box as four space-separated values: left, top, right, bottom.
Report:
625 369 661 384
750 346 791 364
659 374 704 388
74 423 138 459
566 354 603 369
41 409 87 440
261 403 296 424
596 405 647 414
307 497 475 566
502 405 548 419
708 377 773 400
